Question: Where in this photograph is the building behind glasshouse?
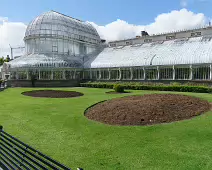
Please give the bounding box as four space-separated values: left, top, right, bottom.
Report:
2 10 212 86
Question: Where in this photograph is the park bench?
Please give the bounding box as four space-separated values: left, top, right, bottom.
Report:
0 126 72 170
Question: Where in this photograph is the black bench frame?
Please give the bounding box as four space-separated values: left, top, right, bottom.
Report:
0 126 72 170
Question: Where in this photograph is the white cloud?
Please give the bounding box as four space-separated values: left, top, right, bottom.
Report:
146 9 206 34
90 20 144 42
0 17 8 22
0 20 26 57
90 9 207 42
0 9 209 57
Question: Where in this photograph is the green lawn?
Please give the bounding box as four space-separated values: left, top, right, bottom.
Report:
1 88 212 170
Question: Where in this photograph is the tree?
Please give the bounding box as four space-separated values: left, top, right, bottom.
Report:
0 55 11 66
0 57 4 66
4 55 10 62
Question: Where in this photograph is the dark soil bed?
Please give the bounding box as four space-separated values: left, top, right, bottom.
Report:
22 90 84 98
85 94 210 126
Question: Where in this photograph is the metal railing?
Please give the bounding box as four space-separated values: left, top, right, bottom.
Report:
0 126 72 170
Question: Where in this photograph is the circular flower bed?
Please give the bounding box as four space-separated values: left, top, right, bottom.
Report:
22 90 84 98
85 94 210 126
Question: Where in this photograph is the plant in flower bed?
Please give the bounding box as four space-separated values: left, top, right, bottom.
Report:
113 84 125 93
105 84 128 94
80 82 212 93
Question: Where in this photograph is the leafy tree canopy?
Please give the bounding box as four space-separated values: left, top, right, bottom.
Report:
0 55 11 66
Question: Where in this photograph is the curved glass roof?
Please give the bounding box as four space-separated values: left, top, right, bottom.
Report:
25 11 101 44
10 36 212 69
88 36 212 68
9 53 83 69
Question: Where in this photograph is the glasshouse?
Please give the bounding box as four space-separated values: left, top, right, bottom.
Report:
3 10 212 85
6 11 103 81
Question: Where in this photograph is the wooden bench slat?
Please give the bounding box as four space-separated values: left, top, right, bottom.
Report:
0 126 72 170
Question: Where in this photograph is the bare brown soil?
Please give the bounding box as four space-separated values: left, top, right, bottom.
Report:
85 94 210 126
22 90 83 98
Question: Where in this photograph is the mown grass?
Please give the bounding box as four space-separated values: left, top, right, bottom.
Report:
1 88 212 170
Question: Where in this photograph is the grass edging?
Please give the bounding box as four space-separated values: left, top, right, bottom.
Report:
84 100 107 116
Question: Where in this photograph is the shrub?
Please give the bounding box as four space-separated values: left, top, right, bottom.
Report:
80 82 212 94
113 84 125 93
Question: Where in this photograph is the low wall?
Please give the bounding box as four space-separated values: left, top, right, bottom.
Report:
7 80 80 87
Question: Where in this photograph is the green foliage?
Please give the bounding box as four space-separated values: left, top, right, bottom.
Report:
113 84 124 93
80 82 212 93
0 57 4 66
4 56 10 62
0 56 11 66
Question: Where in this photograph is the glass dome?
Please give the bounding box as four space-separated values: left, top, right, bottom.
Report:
9 10 101 69
25 11 100 44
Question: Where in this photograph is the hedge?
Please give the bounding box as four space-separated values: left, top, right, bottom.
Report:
80 82 212 93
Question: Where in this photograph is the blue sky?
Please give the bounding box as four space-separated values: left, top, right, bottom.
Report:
0 0 211 25
0 0 212 57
